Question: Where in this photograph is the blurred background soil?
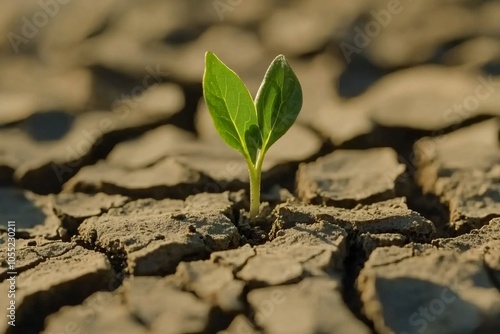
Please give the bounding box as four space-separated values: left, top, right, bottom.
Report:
1 1 500 334
0 0 500 194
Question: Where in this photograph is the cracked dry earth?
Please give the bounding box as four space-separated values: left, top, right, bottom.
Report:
2 125 500 334
2 1 500 334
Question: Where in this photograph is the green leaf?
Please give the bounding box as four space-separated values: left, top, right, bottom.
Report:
203 51 259 163
255 55 302 153
245 124 262 164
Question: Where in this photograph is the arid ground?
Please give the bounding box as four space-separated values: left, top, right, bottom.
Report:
1 1 500 333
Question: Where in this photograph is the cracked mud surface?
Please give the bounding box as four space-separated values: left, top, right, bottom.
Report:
1 1 500 334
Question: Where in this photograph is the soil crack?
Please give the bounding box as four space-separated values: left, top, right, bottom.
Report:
342 237 376 333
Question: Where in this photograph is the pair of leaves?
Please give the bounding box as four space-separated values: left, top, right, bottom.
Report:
203 52 302 165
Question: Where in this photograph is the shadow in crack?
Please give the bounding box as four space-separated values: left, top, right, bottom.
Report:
337 55 389 98
20 110 75 142
0 188 47 229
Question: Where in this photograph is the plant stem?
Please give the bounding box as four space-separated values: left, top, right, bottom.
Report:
248 167 260 218
247 153 264 219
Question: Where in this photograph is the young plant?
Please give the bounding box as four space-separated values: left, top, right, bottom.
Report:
203 52 302 218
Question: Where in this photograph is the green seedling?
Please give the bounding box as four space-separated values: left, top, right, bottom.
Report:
203 52 302 219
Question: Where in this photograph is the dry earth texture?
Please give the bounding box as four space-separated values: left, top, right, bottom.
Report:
1 0 500 334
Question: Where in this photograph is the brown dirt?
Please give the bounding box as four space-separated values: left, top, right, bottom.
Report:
1 1 500 334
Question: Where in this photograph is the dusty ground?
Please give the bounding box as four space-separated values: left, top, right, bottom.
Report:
1 0 500 333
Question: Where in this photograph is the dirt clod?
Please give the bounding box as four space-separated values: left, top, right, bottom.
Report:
297 148 406 207
77 193 239 276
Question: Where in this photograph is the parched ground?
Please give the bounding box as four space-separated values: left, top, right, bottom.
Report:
1 1 500 333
